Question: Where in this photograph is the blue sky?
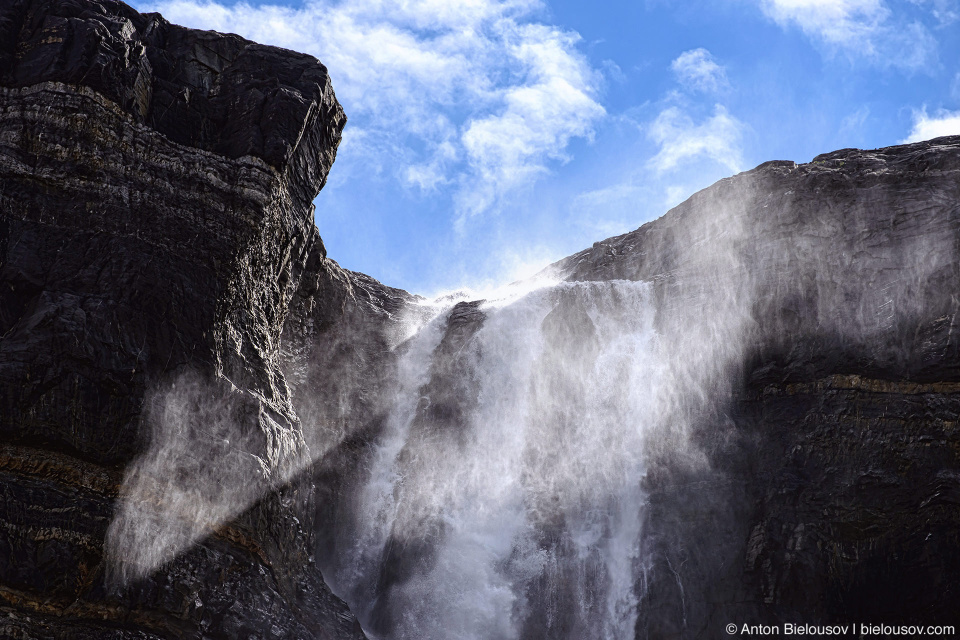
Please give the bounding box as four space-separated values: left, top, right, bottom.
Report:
134 0 960 295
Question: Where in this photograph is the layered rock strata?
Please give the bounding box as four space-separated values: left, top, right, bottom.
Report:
0 0 365 637
557 138 960 635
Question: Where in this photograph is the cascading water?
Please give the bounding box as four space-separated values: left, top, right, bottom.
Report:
335 278 677 640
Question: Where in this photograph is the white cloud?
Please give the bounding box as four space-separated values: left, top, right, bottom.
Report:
760 0 888 47
839 105 871 134
601 59 627 84
909 0 960 24
569 53 745 241
670 48 728 93
758 0 937 70
901 108 960 142
142 0 604 225
457 22 605 221
647 105 745 174
404 138 458 191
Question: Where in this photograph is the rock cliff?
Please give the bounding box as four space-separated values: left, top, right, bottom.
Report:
554 140 960 635
0 0 367 637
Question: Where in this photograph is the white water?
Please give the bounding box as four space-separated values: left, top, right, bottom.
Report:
339 279 674 640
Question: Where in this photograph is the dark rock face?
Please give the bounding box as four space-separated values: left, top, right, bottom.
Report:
0 0 343 175
554 138 960 635
0 0 365 637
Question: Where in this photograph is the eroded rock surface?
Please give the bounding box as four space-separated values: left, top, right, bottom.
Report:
0 0 365 637
554 138 960 636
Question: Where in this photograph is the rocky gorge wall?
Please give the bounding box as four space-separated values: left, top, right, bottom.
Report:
0 0 369 637
300 138 960 639
554 141 960 635
2 0 960 638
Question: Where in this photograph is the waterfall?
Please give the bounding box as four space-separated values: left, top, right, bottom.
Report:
337 279 670 640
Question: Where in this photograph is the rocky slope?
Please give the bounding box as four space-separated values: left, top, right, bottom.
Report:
557 138 960 635
0 0 369 637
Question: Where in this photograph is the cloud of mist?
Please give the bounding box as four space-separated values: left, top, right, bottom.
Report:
338 280 661 638
104 371 307 582
325 178 760 638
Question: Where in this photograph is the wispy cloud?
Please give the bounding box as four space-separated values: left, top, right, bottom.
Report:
143 0 604 227
671 48 728 93
909 0 960 25
901 107 960 142
839 105 871 134
757 0 937 70
652 49 742 175
566 48 746 241
647 105 745 174
457 22 605 222
601 59 627 84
